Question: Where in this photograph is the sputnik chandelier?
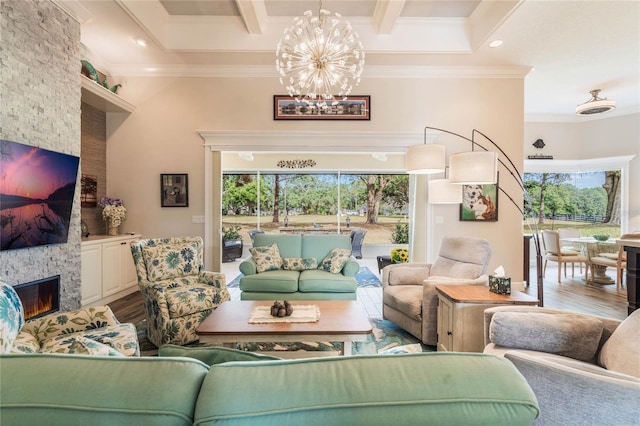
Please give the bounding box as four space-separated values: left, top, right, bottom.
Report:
275 0 365 109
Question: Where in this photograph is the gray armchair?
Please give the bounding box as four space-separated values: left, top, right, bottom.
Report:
382 236 492 346
483 306 640 425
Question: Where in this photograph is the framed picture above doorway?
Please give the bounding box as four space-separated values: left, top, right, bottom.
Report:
161 173 189 207
273 95 370 120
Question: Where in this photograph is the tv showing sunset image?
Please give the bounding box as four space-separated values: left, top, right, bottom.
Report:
1 140 80 251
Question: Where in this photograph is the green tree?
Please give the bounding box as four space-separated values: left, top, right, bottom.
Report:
524 173 570 224
603 170 621 224
382 175 409 212
362 174 392 224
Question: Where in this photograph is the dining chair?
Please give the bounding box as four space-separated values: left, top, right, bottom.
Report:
557 228 583 273
589 233 640 291
541 230 589 283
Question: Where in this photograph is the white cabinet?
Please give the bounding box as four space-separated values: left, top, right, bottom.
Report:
81 234 141 306
80 243 103 306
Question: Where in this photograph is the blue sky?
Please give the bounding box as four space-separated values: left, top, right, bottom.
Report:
572 172 605 189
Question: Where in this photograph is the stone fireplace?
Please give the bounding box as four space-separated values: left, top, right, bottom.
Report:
13 276 60 320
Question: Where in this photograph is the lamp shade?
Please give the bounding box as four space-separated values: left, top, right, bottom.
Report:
406 144 445 174
428 178 463 204
449 151 498 184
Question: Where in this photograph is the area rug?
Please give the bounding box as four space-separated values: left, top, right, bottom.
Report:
227 266 382 288
136 317 433 357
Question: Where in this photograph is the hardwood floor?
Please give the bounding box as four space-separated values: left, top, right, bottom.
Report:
110 261 629 324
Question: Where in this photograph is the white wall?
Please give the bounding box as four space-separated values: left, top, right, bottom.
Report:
107 75 525 277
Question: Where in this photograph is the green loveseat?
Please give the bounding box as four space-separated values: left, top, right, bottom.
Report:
0 351 540 425
239 233 359 300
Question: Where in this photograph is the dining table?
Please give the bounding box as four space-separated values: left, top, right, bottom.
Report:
560 237 619 284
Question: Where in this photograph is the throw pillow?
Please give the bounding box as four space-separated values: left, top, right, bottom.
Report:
41 335 124 356
490 311 604 362
598 309 640 377
250 244 283 273
318 248 352 274
283 258 318 271
142 242 200 281
158 344 281 366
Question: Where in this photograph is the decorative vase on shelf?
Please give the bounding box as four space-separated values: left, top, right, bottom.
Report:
107 222 119 236
99 196 126 237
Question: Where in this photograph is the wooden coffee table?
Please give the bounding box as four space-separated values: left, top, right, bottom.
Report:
196 300 372 357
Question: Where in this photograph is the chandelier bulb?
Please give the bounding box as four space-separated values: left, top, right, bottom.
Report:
275 3 365 107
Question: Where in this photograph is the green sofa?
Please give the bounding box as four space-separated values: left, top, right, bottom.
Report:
0 351 540 425
239 233 359 300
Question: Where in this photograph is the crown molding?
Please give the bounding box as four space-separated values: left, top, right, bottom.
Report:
52 0 93 23
108 63 532 79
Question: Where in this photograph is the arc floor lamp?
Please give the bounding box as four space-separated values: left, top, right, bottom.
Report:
407 126 544 305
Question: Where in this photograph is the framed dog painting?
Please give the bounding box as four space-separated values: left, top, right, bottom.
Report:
459 175 498 222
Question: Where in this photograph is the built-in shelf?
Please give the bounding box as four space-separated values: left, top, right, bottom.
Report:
80 75 135 113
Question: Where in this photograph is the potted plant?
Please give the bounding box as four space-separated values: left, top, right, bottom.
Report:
222 225 243 262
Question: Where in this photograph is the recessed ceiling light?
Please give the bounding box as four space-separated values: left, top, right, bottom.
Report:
135 38 147 47
489 40 503 48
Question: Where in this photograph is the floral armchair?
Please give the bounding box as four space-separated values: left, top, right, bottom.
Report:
130 237 230 347
0 280 139 356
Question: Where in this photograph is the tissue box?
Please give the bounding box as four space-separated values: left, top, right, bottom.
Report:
489 275 511 295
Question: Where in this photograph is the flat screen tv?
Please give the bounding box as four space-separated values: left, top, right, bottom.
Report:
1 139 80 251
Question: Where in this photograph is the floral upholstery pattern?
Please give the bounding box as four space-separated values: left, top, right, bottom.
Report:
131 237 230 347
40 335 125 356
318 248 352 273
0 282 24 354
250 244 283 273
283 258 318 271
142 241 200 281
0 280 139 356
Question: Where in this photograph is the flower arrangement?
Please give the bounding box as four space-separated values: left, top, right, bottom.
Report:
99 196 126 227
390 247 409 263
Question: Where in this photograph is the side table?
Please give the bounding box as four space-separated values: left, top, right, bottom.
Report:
436 285 538 353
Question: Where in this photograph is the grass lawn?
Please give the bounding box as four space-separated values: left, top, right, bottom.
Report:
222 215 621 245
222 214 407 244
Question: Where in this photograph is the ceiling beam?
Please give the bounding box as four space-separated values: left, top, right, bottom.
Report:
235 0 267 34
373 0 405 35
468 0 523 50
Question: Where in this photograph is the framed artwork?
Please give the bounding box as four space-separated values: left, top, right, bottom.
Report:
81 174 98 208
273 95 370 120
161 174 189 207
1 139 79 251
459 175 499 221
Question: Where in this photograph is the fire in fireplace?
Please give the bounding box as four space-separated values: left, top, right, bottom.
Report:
13 276 60 320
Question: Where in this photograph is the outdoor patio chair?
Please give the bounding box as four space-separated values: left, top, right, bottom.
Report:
350 229 367 259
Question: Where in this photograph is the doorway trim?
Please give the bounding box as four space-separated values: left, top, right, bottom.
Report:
198 130 423 269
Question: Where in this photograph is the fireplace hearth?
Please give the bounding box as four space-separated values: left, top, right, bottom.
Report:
14 276 60 320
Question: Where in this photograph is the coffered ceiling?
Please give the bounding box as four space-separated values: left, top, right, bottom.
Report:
62 0 640 121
